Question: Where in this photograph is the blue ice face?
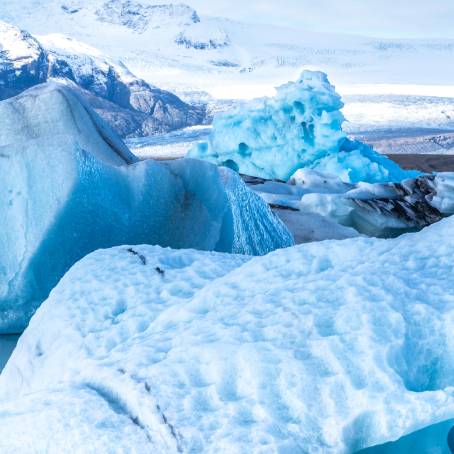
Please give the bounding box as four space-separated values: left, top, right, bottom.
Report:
0 84 293 333
357 419 454 454
448 425 454 453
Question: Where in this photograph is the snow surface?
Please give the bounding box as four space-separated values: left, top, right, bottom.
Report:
189 71 417 183
39 32 136 84
1 0 454 99
2 217 454 452
0 82 292 333
343 95 454 134
3 1 454 147
127 125 211 160
0 20 42 64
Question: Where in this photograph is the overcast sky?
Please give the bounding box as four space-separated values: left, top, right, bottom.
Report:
189 0 454 39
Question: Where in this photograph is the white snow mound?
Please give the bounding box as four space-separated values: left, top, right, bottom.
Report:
1 217 454 452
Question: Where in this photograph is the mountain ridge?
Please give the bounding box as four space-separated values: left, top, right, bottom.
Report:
0 20 205 137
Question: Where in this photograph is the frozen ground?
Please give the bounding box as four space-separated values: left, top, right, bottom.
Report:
342 94 454 134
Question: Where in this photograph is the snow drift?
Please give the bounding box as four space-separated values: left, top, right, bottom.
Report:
2 217 454 452
0 82 292 333
189 71 418 183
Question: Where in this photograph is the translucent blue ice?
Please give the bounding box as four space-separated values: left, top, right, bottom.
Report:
0 83 292 332
189 71 419 183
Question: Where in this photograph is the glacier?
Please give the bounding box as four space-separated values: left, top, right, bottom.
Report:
1 217 454 452
189 71 419 183
0 82 292 333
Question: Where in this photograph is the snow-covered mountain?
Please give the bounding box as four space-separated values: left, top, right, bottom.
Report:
1 0 454 99
0 20 205 136
0 21 48 100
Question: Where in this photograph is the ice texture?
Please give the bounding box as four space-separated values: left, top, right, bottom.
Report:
189 71 418 183
0 82 292 333
2 217 454 452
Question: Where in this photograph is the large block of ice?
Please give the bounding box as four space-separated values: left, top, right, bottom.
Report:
0 83 292 333
189 71 418 183
1 217 454 452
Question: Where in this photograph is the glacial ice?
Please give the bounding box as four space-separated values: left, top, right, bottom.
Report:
245 168 454 240
1 217 454 452
189 71 419 183
0 82 292 333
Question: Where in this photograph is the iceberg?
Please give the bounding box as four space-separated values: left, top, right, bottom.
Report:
0 82 292 333
189 71 419 184
1 217 454 452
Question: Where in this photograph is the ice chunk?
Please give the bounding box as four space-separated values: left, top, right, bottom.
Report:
0 83 292 332
430 172 454 215
189 71 418 183
358 418 454 454
244 168 454 240
298 174 449 238
2 217 454 452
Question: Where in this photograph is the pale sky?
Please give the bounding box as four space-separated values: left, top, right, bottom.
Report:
189 0 454 39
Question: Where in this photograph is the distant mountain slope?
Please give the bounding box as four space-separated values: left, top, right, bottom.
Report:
0 21 48 100
1 0 454 97
0 21 205 137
